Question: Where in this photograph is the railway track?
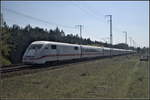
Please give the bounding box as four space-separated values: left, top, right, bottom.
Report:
0 55 133 77
0 57 99 74
1 64 25 69
0 64 31 73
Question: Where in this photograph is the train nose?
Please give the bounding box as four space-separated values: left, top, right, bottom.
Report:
23 54 37 60
22 55 37 64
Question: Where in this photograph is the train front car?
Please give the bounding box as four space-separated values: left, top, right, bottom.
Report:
22 41 45 64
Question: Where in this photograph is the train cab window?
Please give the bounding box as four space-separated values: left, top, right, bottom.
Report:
28 44 43 50
74 47 78 50
51 45 56 49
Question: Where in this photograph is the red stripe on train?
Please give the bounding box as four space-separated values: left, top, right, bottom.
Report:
27 53 103 60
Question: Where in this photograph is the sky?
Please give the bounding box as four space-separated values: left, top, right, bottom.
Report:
1 1 149 48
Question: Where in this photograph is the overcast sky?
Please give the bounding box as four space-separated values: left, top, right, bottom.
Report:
1 1 149 47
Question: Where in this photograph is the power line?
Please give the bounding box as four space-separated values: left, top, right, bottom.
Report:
72 3 104 23
3 8 138 47
73 3 125 33
82 5 106 21
72 3 134 46
4 8 75 29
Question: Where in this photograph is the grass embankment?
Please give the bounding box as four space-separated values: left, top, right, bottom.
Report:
0 55 149 99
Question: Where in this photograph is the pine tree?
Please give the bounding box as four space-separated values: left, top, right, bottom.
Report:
0 13 11 66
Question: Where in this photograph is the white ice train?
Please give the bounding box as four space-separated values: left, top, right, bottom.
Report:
22 41 135 64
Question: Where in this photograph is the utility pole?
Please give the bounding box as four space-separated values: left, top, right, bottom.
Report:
75 25 83 44
132 39 136 49
75 25 83 57
132 39 135 48
129 37 132 49
123 31 127 45
105 15 112 57
105 15 112 45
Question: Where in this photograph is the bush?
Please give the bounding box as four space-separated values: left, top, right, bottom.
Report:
0 56 11 67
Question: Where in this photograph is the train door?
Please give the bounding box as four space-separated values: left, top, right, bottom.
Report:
50 44 58 61
43 44 57 62
57 45 69 61
102 48 104 56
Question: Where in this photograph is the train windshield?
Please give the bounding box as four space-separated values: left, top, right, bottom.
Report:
28 44 43 50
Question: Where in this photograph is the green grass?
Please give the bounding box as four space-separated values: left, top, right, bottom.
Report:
0 55 149 99
0 56 11 67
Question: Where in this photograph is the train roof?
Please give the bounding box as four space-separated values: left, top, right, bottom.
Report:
81 45 103 49
32 41 103 48
32 41 51 44
31 41 80 47
31 41 134 51
103 47 133 51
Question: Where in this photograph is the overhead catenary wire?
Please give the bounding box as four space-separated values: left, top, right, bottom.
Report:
81 4 106 21
76 4 134 41
73 3 124 31
72 3 129 43
3 7 139 48
72 3 105 24
4 8 75 29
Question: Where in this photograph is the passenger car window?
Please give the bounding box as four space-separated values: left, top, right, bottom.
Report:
45 46 48 50
74 47 78 50
51 45 56 49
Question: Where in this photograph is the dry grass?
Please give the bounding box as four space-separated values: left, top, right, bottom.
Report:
0 55 149 99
